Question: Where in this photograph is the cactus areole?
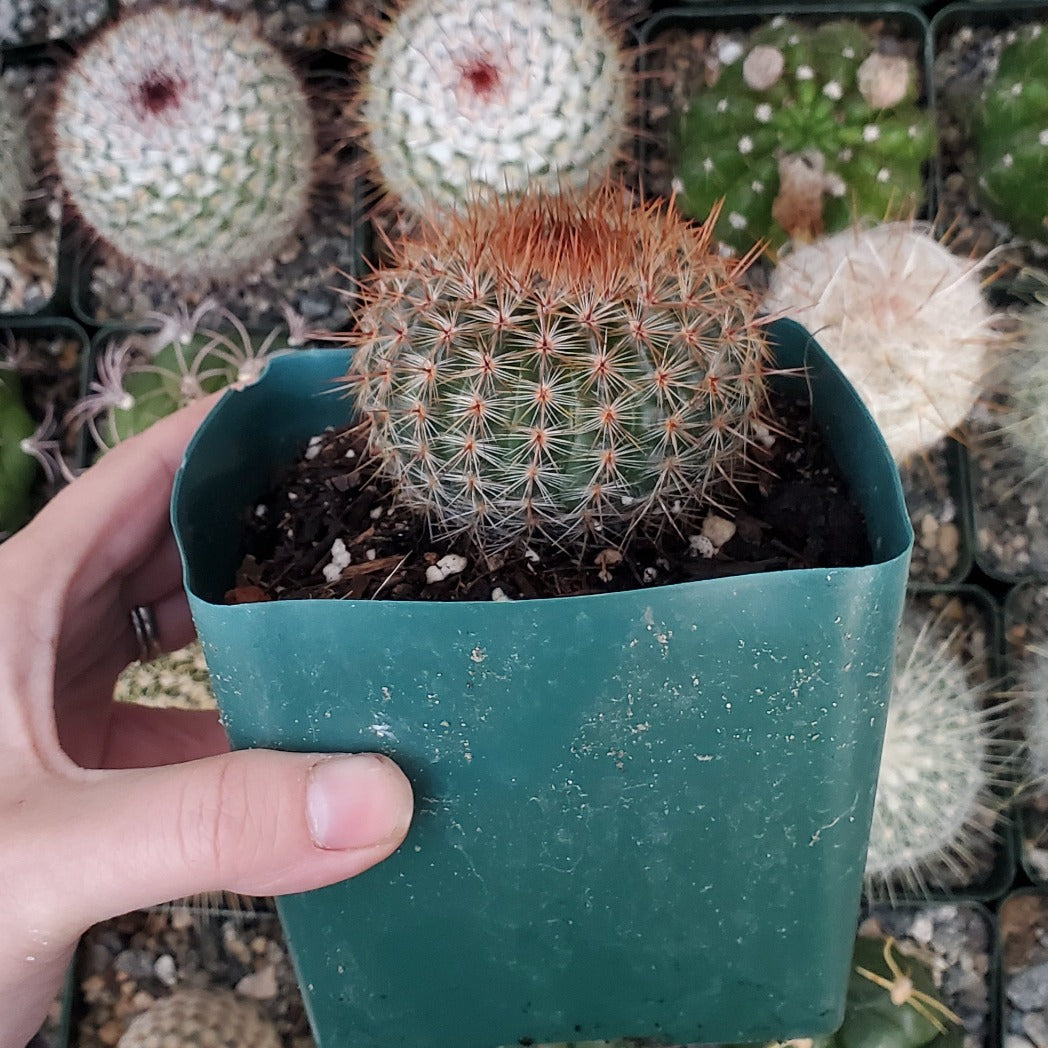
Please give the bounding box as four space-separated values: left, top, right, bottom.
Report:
347 186 775 552
52 7 315 279
360 0 631 215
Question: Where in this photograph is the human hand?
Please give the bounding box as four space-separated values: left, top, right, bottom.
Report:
0 397 414 1047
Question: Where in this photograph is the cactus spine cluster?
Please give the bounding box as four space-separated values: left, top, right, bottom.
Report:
347 185 774 552
359 0 631 216
674 18 934 253
52 6 316 280
971 24 1048 243
117 989 281 1048
71 304 286 451
763 222 997 464
865 606 1005 897
0 81 29 246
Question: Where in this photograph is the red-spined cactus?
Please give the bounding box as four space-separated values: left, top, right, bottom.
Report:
346 185 775 552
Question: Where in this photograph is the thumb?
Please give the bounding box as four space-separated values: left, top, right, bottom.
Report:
46 749 413 934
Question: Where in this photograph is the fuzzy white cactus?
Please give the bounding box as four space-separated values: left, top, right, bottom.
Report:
117 989 281 1048
865 607 1006 896
359 0 630 216
0 81 29 245
994 304 1048 471
764 223 1000 464
52 6 315 279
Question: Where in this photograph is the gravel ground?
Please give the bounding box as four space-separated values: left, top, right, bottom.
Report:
0 0 108 47
861 903 995 1048
72 906 314 1048
0 61 61 318
1000 892 1048 1048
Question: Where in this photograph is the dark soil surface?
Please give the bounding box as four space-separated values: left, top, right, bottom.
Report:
232 391 870 604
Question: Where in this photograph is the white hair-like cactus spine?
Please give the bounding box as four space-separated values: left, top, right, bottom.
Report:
0 81 29 245
69 302 286 451
347 185 775 552
764 222 1001 464
865 606 1008 898
117 988 281 1048
358 0 632 216
52 6 316 279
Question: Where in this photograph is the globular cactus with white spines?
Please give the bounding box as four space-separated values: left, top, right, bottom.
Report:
347 185 775 553
865 606 1009 898
763 222 1001 464
971 23 1048 243
117 989 281 1048
52 6 316 280
357 0 631 217
70 303 287 451
992 303 1048 480
673 18 934 254
0 82 29 246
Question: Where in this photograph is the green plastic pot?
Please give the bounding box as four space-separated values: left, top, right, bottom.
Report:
172 318 913 1048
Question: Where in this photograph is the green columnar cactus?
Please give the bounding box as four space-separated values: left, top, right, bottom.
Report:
864 607 1005 897
52 6 316 280
673 18 934 253
358 0 631 216
971 24 1048 243
763 223 997 464
347 185 774 552
0 82 29 246
70 305 287 451
0 365 37 535
810 935 962 1048
117 989 281 1048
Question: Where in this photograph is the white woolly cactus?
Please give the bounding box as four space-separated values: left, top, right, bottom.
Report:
358 0 631 216
52 6 316 280
0 82 29 245
865 606 1007 897
764 222 1000 464
117 989 281 1048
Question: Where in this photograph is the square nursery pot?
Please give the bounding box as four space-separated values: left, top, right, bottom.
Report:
172 318 913 1048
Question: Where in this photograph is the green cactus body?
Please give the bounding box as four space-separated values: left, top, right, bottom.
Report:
117 989 281 1048
674 19 934 253
348 186 774 552
0 367 37 535
813 936 962 1048
0 83 29 245
73 308 286 450
864 608 1004 897
53 7 315 279
972 24 1048 243
360 0 630 216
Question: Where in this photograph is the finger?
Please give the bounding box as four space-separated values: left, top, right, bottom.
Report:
32 751 414 937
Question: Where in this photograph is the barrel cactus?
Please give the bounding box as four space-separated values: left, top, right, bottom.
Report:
52 5 316 280
764 222 998 464
673 18 934 254
357 0 631 217
70 304 287 451
117 989 281 1048
971 23 1048 243
347 185 774 552
0 81 29 245
865 607 1005 897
